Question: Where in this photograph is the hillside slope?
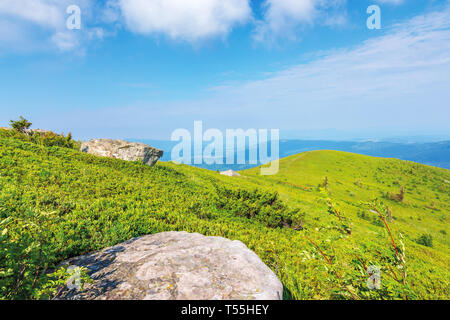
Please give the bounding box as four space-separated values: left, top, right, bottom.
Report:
0 131 449 299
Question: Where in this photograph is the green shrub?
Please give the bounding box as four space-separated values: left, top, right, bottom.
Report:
9 116 32 133
213 186 302 229
416 233 433 248
0 210 62 299
0 127 76 150
31 131 76 149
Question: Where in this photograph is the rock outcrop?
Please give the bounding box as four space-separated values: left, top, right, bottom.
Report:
220 169 241 177
59 231 283 300
81 139 163 166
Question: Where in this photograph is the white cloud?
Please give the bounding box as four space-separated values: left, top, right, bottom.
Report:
254 0 347 43
0 0 104 53
0 0 64 29
51 32 79 51
116 0 252 41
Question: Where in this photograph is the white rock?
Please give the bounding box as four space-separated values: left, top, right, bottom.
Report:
80 139 163 166
59 231 283 300
220 169 241 177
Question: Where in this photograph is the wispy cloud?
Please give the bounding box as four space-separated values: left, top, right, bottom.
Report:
204 6 450 130
0 0 104 54
0 0 348 52
253 0 348 43
0 0 64 29
61 5 450 138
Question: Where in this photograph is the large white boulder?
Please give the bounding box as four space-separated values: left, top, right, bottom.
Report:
59 231 283 300
81 139 163 166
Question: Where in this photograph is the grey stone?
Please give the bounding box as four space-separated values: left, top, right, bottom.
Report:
80 139 163 166
59 231 283 300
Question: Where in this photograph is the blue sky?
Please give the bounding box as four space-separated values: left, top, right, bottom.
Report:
0 0 449 140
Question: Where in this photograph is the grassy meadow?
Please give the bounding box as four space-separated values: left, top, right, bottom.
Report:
0 129 448 299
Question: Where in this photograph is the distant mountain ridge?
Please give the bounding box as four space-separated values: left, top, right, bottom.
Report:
132 139 450 171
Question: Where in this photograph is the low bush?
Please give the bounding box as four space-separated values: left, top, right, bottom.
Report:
416 233 433 248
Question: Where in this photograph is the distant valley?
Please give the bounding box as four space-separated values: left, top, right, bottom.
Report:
133 139 450 171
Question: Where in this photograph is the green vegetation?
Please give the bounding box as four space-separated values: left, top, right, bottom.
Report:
0 129 448 300
9 116 32 133
416 233 433 248
1 119 77 150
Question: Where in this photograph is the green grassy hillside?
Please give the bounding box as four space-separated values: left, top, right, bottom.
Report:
0 130 448 299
